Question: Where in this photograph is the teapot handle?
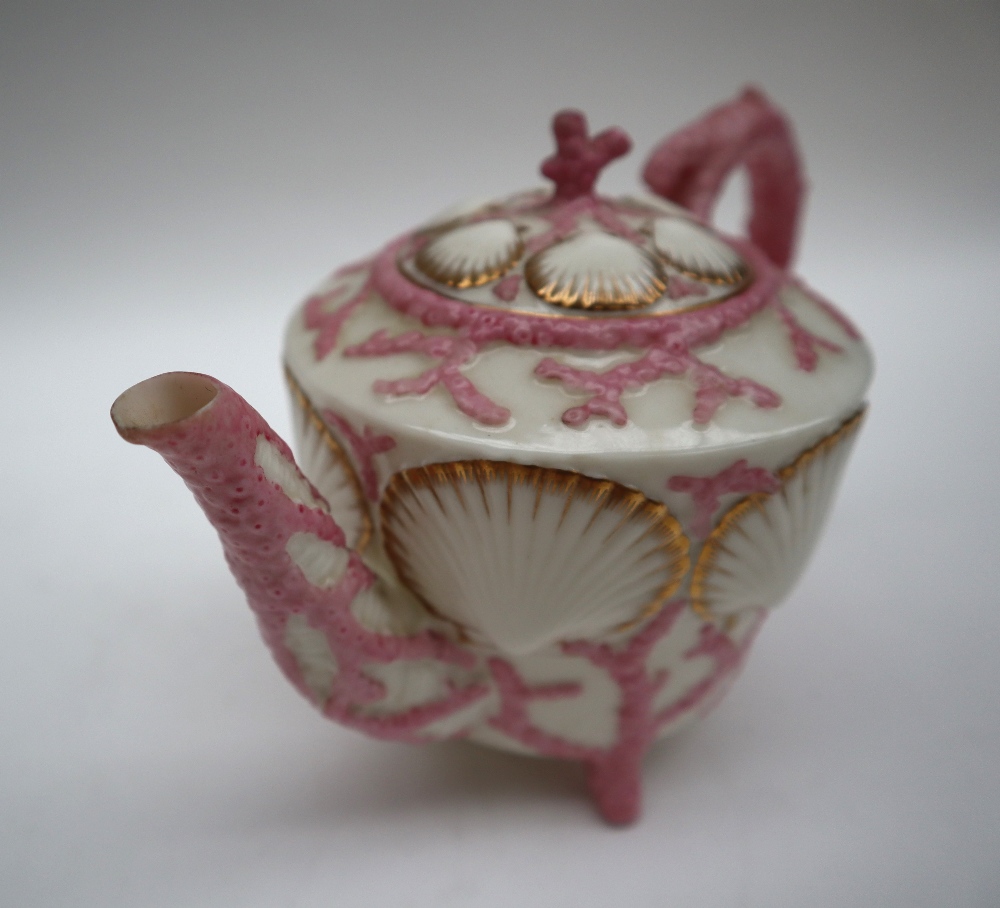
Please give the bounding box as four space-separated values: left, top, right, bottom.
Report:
642 87 804 270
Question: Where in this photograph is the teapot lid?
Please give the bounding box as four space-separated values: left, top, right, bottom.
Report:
285 88 872 457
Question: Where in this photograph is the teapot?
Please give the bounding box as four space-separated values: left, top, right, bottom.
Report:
111 88 873 825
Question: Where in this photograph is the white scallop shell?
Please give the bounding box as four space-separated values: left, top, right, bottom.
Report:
691 413 864 617
415 219 523 288
286 373 371 551
381 461 689 656
525 231 666 310
652 216 747 285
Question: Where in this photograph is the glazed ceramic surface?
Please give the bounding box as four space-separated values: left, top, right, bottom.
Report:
113 88 873 824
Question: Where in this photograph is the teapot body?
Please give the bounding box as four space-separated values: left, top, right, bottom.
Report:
114 89 873 824
282 252 868 764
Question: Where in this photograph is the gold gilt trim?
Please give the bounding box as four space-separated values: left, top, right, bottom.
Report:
648 217 750 286
524 243 667 312
690 408 867 620
399 238 751 320
284 367 374 552
414 221 525 289
666 257 749 288
380 459 691 639
656 246 749 288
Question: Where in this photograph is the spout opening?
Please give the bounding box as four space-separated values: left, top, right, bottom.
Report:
112 372 219 440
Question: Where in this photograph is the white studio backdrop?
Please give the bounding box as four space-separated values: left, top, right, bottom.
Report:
2 1 998 905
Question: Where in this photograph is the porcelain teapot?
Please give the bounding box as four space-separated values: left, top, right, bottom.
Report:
111 88 873 825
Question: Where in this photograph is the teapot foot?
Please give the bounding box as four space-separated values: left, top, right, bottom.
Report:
585 752 643 826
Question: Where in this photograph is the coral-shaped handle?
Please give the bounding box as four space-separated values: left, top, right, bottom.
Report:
642 87 804 270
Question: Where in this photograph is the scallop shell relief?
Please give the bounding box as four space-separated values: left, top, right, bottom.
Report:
525 231 667 310
415 219 524 289
381 460 690 655
691 412 865 618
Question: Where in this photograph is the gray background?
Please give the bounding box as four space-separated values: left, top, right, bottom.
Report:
3 1 999 905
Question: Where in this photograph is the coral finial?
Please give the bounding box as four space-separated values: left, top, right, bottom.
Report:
541 110 632 201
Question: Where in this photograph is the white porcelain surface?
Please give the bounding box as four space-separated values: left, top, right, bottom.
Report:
281 211 873 749
286 281 872 466
415 218 523 288
524 230 665 309
380 462 687 655
653 216 748 283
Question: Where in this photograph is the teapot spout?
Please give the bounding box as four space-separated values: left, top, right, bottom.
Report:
110 372 377 703
110 373 365 617
111 372 485 740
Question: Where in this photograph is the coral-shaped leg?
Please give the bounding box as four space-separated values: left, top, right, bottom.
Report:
585 749 644 826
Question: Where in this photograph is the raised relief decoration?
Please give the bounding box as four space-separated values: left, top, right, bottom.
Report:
286 371 373 551
653 216 749 285
415 218 524 289
114 92 873 827
380 461 690 655
690 411 865 618
524 231 667 311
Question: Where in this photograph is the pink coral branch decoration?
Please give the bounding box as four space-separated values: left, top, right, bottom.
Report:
560 601 686 824
304 234 797 431
491 274 521 302
322 409 396 501
119 376 488 745
298 99 848 432
345 330 511 426
772 298 843 371
565 603 763 824
535 348 687 427
486 659 598 762
791 277 862 341
541 110 632 201
482 601 764 825
686 358 782 424
668 459 781 538
303 259 375 359
536 348 780 428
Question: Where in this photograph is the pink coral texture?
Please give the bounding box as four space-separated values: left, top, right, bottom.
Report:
303 90 842 431
111 88 868 827
114 374 765 824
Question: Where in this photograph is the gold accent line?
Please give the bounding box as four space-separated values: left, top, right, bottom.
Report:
523 245 667 312
531 478 545 521
642 216 750 286
414 225 524 289
689 408 867 621
283 367 374 553
379 459 691 643
668 261 749 287
399 255 752 320
656 252 749 287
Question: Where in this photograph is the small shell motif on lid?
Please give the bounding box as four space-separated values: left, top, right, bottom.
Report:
524 231 667 310
296 101 872 440
392 110 756 317
653 216 748 285
415 219 524 288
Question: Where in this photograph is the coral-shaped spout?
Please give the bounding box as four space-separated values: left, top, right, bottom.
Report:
111 373 487 741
